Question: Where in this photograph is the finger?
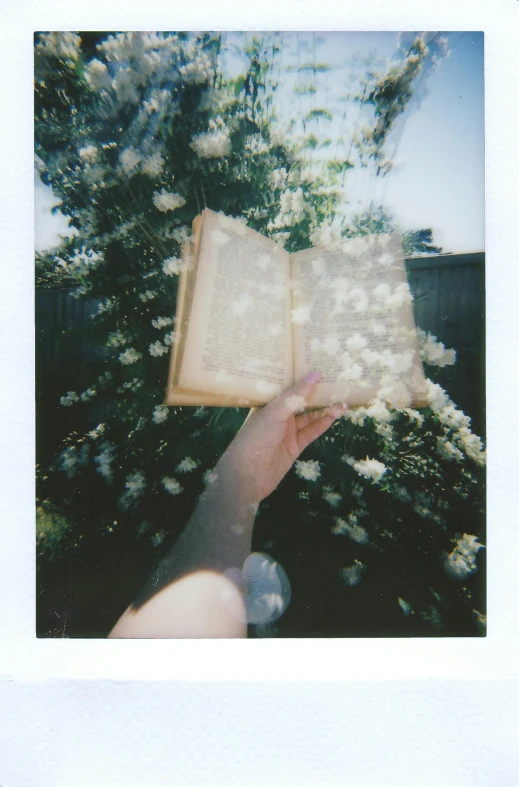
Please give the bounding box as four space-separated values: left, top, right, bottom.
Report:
266 371 321 423
294 408 329 431
296 412 337 454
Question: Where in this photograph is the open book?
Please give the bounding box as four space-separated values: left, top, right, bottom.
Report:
165 209 427 409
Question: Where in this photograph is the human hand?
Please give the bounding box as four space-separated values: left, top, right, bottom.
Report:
216 372 347 504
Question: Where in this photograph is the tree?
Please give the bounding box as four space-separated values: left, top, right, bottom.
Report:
35 31 485 638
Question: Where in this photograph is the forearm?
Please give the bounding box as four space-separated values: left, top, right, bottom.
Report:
143 454 259 591
109 455 258 638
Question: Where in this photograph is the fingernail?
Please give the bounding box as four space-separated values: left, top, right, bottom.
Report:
304 370 321 384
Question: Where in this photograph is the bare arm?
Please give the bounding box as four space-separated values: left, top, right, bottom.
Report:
109 372 345 638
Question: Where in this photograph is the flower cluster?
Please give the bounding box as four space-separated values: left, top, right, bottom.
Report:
295 459 321 481
152 190 186 212
444 534 484 580
190 128 232 159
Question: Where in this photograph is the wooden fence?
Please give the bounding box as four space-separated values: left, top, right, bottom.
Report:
35 251 485 453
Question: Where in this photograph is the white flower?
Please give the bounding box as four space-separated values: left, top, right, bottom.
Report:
285 395 307 414
438 404 470 431
152 531 166 548
418 330 456 367
149 340 168 357
80 387 97 402
456 428 486 465
139 290 156 302
323 491 342 508
291 187 306 219
190 130 231 158
436 436 464 463
310 220 342 247
179 52 213 84
323 336 340 356
295 459 321 482
405 408 424 427
60 390 79 407
153 190 186 212
371 321 387 337
231 294 254 317
245 134 270 156
151 316 174 330
163 331 179 346
162 256 183 276
425 379 451 412
444 533 484 580
176 457 198 473
112 68 140 104
393 485 412 503
373 283 391 301
333 518 368 544
338 359 363 382
36 32 81 66
88 423 105 440
378 252 394 267
376 375 411 410
270 125 286 146
353 457 387 483
291 305 310 325
203 469 219 485
269 167 288 190
125 471 146 498
60 446 78 477
365 399 394 423
84 58 112 91
279 189 292 214
107 330 127 348
141 152 165 177
162 476 183 495
256 380 281 397
119 348 142 365
79 145 98 163
346 333 368 351
119 147 141 174
341 561 365 586
389 283 413 309
375 421 393 440
255 253 272 271
94 442 115 482
152 405 168 424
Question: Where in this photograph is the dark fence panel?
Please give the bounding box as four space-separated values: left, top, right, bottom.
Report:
407 252 485 434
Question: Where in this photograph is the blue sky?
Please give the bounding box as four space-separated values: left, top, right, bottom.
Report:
35 31 484 254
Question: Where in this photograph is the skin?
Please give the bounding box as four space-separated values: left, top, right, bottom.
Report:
109 372 346 639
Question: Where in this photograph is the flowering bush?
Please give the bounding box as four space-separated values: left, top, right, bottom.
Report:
35 31 485 637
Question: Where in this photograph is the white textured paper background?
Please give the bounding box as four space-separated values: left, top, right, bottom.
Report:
1 0 519 784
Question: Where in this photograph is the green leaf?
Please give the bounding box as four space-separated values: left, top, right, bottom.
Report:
233 75 245 96
304 133 319 150
298 62 330 73
304 108 333 123
326 159 354 174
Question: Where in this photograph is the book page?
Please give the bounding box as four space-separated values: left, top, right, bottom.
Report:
290 235 427 408
175 209 293 403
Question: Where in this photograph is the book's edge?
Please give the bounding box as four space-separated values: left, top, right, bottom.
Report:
165 213 205 399
165 386 266 408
